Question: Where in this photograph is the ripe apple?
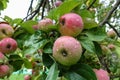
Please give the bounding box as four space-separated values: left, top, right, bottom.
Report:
32 24 39 30
53 36 82 66
0 65 10 78
93 69 110 80
24 75 31 80
38 18 53 32
59 13 84 37
0 52 6 64
0 22 14 40
55 0 62 7
0 38 17 54
107 29 116 38
107 44 115 51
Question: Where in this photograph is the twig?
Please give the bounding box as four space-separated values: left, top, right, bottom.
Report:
99 0 120 26
87 0 97 10
27 0 34 15
107 22 120 37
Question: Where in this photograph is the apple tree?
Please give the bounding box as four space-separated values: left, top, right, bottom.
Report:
0 0 120 80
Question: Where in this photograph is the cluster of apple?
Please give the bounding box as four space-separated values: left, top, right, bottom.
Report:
0 22 18 78
31 10 110 79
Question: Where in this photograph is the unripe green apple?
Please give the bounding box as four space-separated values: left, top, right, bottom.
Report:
53 36 82 66
0 22 14 40
0 64 10 78
93 69 110 80
0 38 18 54
59 13 84 37
107 29 116 38
38 18 53 32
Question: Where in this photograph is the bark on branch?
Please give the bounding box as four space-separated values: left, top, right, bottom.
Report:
100 0 120 26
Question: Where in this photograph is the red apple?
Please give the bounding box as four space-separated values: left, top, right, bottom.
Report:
59 13 84 37
0 38 17 54
24 75 31 80
38 18 53 32
55 0 62 7
93 69 110 80
32 24 39 30
53 36 82 66
107 44 115 51
0 22 14 40
107 29 116 38
0 65 10 78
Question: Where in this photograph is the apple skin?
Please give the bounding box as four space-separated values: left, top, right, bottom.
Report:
0 65 10 78
55 0 62 7
0 22 14 40
24 75 31 80
32 24 39 30
0 38 17 54
59 13 84 37
38 18 53 32
107 29 116 38
93 69 110 80
53 36 82 66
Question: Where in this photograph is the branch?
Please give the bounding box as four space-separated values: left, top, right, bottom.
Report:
107 22 120 37
99 0 120 26
87 0 97 10
27 0 34 15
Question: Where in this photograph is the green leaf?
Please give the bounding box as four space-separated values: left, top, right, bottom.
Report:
45 63 59 80
64 72 86 80
8 54 24 71
23 31 48 54
93 42 102 56
42 53 54 69
23 58 32 69
85 27 107 41
72 63 97 80
83 18 98 29
79 36 95 53
21 20 38 34
79 10 94 18
47 0 83 20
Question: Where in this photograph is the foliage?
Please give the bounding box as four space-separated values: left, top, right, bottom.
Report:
0 0 120 80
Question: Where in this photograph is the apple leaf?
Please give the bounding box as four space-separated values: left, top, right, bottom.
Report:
47 0 83 20
85 27 107 41
42 53 54 69
45 63 59 80
64 72 86 80
83 18 98 29
23 31 49 54
71 63 97 80
79 36 95 53
79 10 94 18
21 20 38 34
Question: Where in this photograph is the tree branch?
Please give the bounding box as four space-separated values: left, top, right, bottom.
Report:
107 22 120 37
99 0 120 26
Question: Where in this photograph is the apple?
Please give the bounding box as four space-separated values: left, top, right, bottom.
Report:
53 36 82 66
0 64 10 78
100 45 110 55
107 29 116 38
0 38 17 54
107 44 115 51
93 69 110 80
38 18 53 32
55 0 62 7
24 75 31 80
32 24 39 30
0 22 14 40
59 13 84 37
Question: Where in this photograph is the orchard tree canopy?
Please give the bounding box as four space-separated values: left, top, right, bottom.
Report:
0 0 120 80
